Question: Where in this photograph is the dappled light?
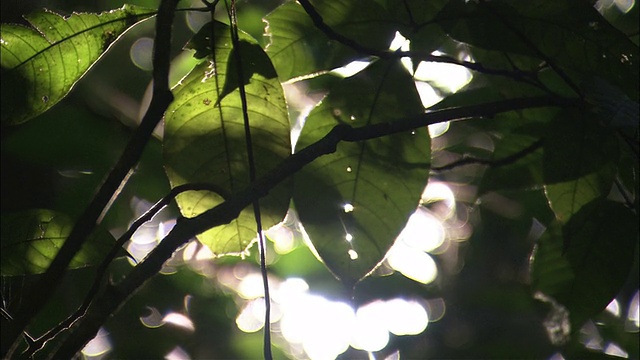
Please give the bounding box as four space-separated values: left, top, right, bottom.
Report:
627 291 640 332
140 306 164 328
165 346 191 360
386 240 438 284
606 298 621 317
220 271 434 359
125 197 177 267
130 37 154 71
596 0 636 13
1 0 637 358
163 312 195 332
388 31 473 109
330 61 372 78
81 327 111 359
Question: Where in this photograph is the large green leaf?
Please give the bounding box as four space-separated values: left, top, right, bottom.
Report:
293 59 430 287
0 5 155 126
264 0 397 81
1 209 117 276
163 21 291 256
435 0 639 100
530 200 638 341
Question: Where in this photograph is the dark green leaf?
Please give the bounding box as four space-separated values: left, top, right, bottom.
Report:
543 109 619 184
544 163 616 223
1 209 117 276
435 0 639 99
293 59 430 287
0 5 155 125
163 21 291 256
531 199 638 340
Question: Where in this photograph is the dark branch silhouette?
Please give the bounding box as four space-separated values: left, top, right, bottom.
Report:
2 0 179 357
52 94 578 357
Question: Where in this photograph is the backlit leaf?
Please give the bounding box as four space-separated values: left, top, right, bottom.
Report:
544 164 616 223
293 59 430 287
264 0 396 81
0 5 155 125
163 21 291 256
1 209 117 276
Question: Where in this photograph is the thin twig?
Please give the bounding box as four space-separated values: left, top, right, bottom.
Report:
6 1 180 358
4 0 177 348
23 183 228 358
50 95 578 358
432 139 543 172
295 0 541 86
225 0 273 358
478 1 583 97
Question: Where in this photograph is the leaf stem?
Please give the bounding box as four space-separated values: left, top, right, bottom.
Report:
225 0 273 358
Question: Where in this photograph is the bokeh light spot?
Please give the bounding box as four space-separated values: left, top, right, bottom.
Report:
130 37 154 71
387 240 438 284
81 327 111 358
165 346 190 360
163 312 195 332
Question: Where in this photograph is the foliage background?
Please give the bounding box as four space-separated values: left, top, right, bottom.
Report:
1 0 638 359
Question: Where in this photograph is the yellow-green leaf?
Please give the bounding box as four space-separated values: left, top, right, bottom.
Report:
163 21 291 256
1 209 117 276
0 5 155 125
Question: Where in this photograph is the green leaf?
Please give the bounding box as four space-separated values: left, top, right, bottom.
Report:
0 5 155 125
1 209 117 276
293 59 430 287
264 0 397 81
478 129 545 194
543 109 619 184
163 21 291 256
544 163 616 223
435 0 639 99
530 199 638 339
480 108 619 195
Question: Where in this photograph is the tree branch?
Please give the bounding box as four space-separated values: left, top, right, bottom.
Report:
51 95 578 357
295 0 542 86
431 139 543 172
23 183 227 358
1 0 179 357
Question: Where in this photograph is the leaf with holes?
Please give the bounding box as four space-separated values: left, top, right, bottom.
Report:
0 5 155 125
163 21 291 256
293 59 430 287
1 209 117 276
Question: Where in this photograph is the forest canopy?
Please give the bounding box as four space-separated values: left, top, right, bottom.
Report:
1 0 638 359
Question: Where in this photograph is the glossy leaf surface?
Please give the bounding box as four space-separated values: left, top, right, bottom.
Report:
0 5 155 125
